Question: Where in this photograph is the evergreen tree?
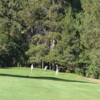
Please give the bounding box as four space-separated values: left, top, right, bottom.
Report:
0 0 28 67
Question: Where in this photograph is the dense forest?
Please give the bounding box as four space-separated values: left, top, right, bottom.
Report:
0 0 100 79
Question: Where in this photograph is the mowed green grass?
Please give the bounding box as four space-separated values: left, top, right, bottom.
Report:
0 67 100 100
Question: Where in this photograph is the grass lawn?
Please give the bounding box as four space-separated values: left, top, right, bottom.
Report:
0 67 100 100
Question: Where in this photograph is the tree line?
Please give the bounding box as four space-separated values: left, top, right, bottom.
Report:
0 0 100 79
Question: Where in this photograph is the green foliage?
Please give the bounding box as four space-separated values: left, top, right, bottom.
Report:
0 0 28 67
79 0 100 78
0 0 100 79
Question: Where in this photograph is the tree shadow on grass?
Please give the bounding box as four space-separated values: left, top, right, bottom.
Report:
0 73 90 83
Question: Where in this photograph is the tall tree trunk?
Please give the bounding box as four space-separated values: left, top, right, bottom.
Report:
41 59 44 69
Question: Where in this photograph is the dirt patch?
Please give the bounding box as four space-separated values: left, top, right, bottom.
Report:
87 78 100 84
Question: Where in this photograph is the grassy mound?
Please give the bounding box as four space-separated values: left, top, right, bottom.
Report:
0 67 100 100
